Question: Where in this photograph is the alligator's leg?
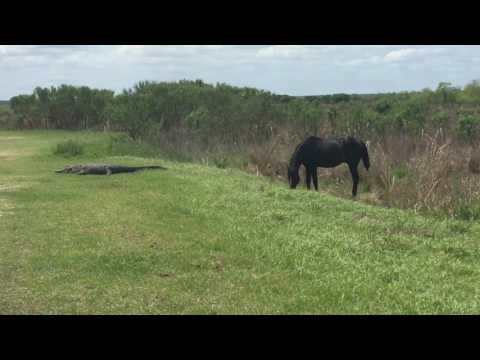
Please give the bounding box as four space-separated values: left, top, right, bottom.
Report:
106 167 112 176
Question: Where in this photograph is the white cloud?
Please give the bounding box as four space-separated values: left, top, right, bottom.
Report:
340 47 449 67
384 48 419 62
383 47 447 62
342 55 383 66
116 45 146 56
256 45 311 59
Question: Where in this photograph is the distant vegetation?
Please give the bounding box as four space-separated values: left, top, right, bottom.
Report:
0 100 12 129
4 79 480 217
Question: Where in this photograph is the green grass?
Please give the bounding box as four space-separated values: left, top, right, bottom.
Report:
1 130 480 314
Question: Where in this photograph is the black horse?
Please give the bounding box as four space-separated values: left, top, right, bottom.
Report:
287 136 370 197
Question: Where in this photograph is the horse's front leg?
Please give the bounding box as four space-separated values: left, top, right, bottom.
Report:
348 163 360 197
306 166 312 190
312 167 319 191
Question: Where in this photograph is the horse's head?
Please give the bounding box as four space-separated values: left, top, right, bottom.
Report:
287 167 300 189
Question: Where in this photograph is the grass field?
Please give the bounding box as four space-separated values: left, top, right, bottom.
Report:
1 130 480 314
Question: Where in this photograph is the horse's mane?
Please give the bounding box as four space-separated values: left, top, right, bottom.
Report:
288 142 304 170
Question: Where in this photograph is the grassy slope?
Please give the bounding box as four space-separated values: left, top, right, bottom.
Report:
1 130 480 314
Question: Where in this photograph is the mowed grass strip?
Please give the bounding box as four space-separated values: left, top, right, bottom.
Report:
1 130 480 314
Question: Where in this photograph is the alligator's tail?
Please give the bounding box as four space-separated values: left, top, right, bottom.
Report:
124 165 168 173
138 165 167 170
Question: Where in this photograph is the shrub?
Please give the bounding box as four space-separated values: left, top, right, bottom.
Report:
431 111 450 128
107 134 159 158
454 203 480 221
392 164 409 180
53 140 85 157
457 115 480 142
213 156 228 169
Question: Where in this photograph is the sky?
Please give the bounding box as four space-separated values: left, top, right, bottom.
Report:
1 45 480 100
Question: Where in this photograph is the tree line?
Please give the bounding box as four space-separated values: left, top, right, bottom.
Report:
4 79 480 146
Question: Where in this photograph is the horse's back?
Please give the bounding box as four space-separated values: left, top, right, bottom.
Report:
300 137 346 167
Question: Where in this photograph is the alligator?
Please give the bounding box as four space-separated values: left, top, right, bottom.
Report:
55 164 167 175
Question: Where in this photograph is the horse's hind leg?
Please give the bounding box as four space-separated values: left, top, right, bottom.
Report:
312 167 319 191
306 166 312 190
348 163 360 197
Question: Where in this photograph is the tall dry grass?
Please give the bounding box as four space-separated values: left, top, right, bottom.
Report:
360 130 480 217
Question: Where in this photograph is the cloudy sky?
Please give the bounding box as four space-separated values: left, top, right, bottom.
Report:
1 45 480 99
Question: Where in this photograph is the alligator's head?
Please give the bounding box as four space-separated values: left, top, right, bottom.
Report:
55 165 83 174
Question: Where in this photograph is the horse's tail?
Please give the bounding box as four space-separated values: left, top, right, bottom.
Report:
361 141 370 170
